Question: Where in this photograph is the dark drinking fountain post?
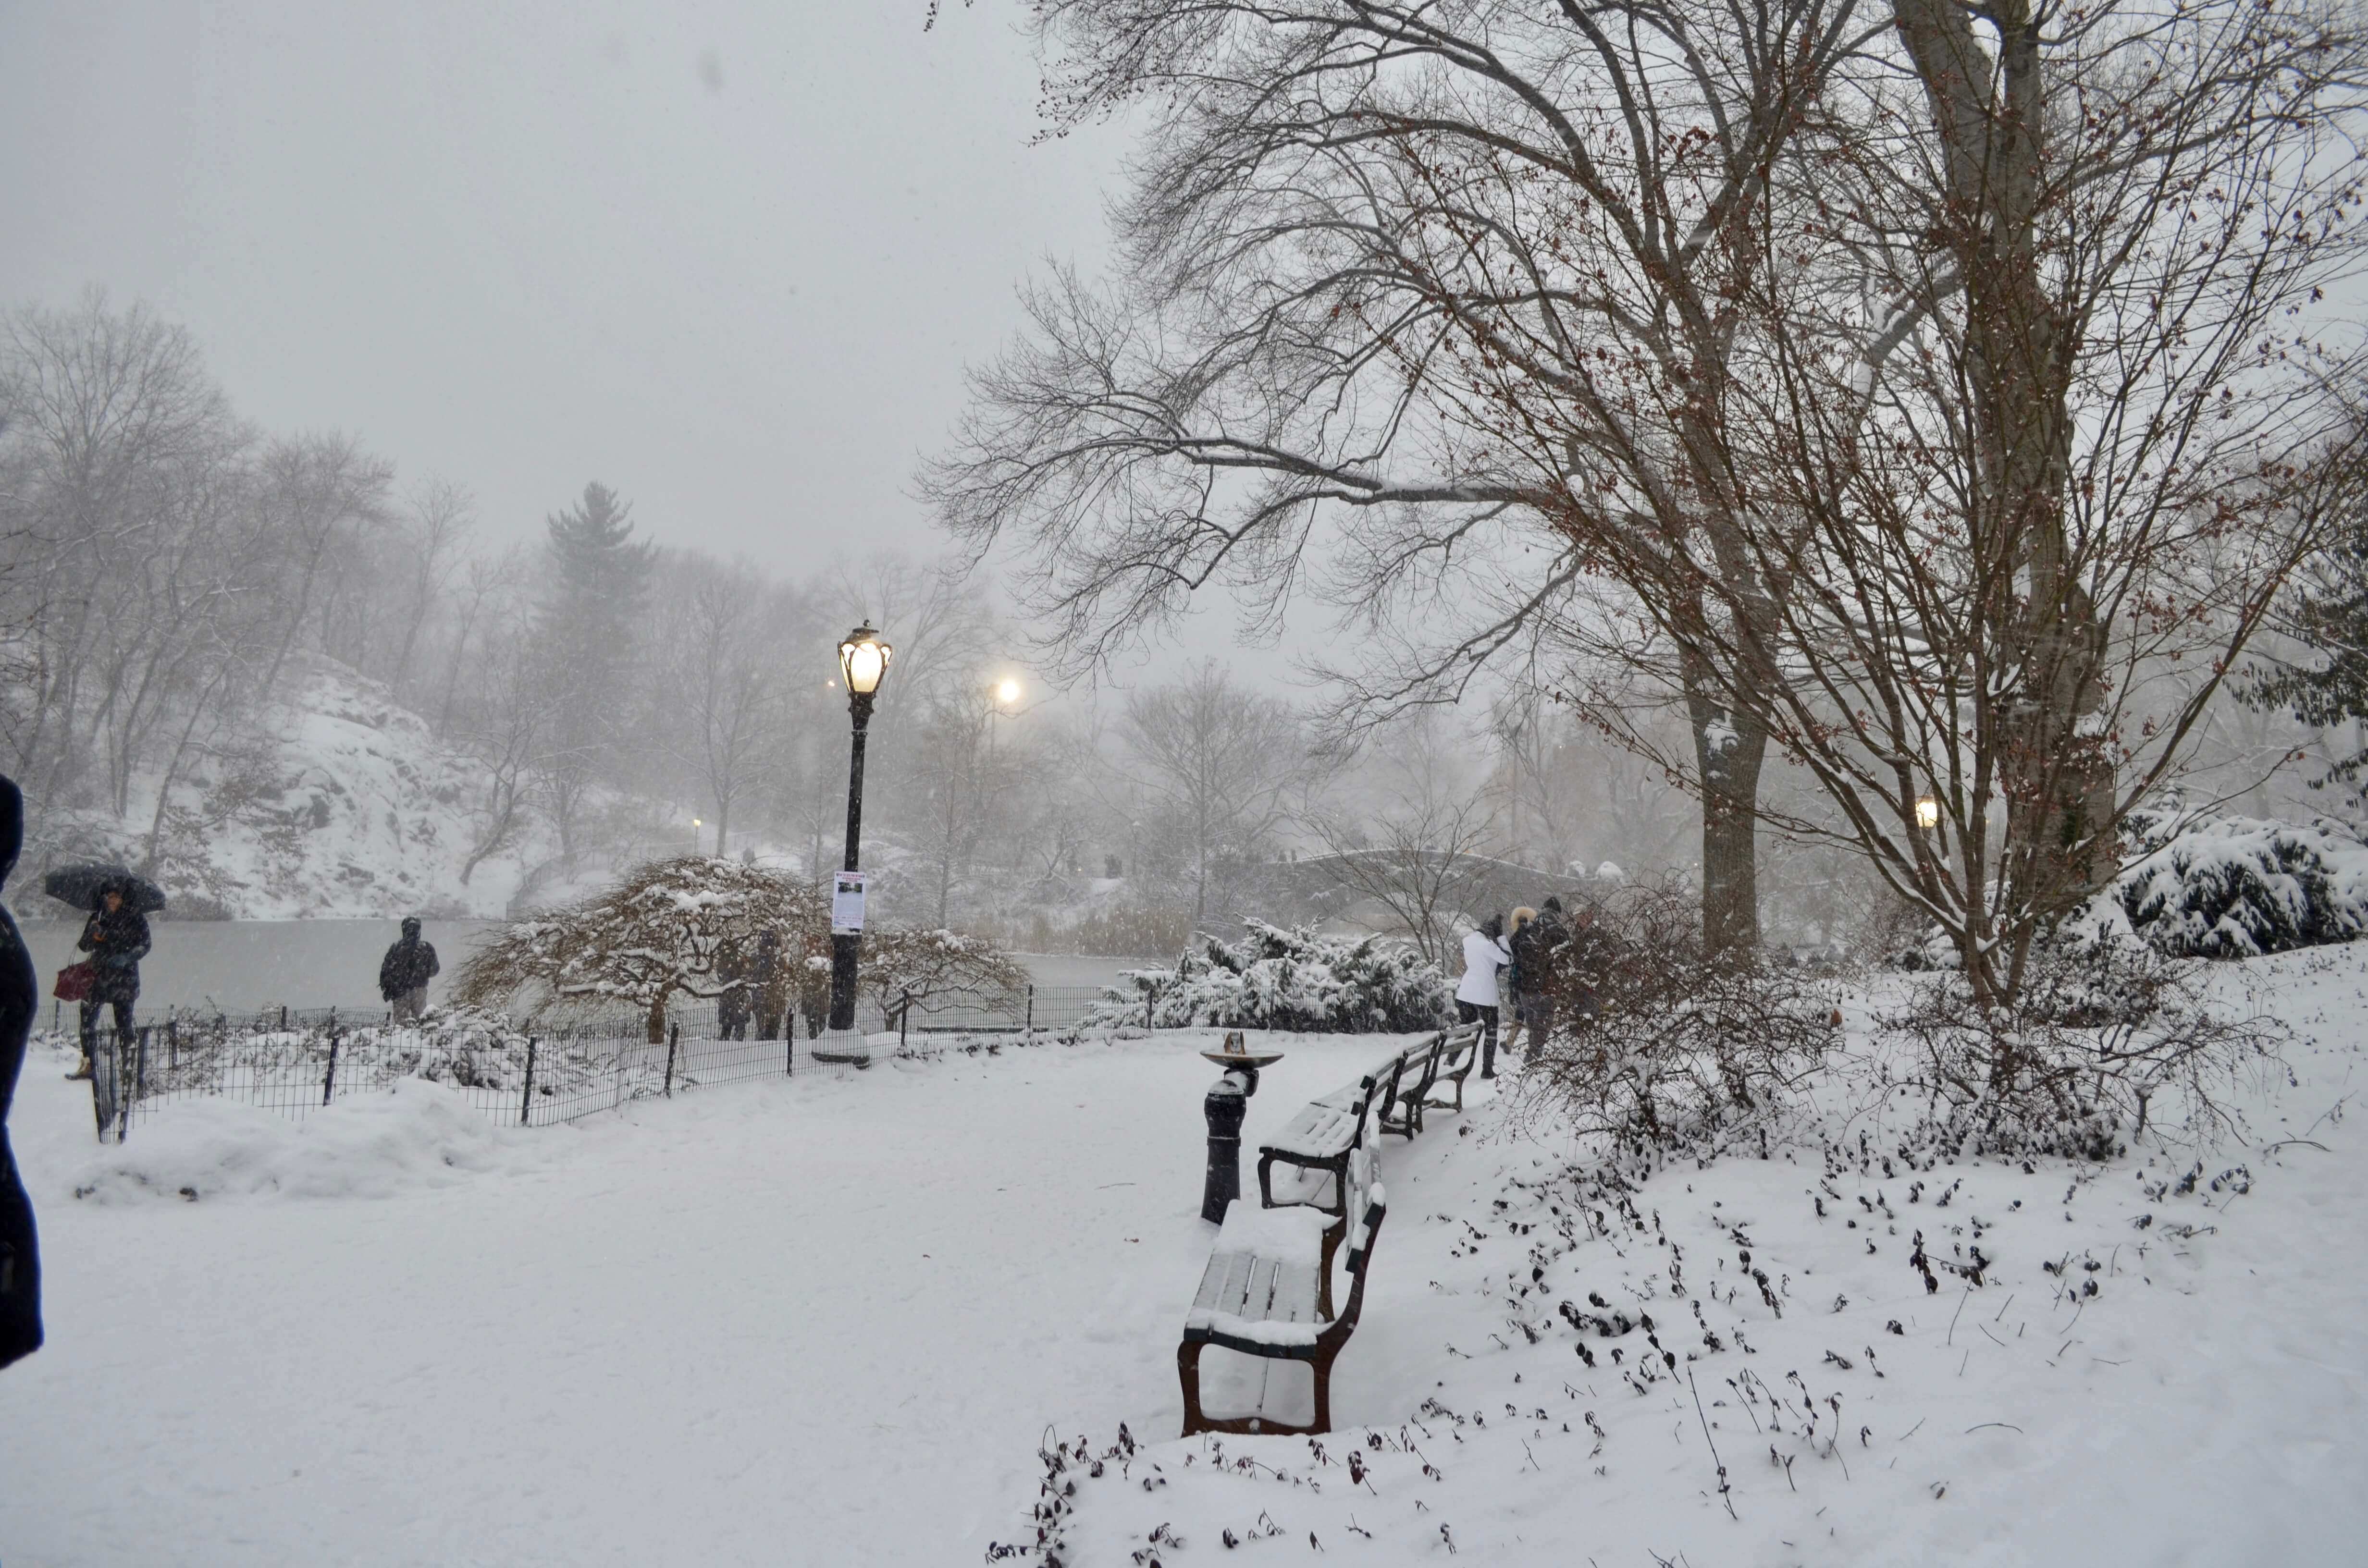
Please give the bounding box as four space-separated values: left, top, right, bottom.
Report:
1199 1032 1284 1223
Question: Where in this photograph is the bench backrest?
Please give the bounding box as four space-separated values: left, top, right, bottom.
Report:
1338 1147 1387 1325
1351 1051 1406 1144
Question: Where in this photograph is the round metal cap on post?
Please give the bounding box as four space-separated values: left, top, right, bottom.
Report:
827 623 892 1035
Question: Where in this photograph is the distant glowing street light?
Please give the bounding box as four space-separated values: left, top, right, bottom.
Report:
995 677 1023 705
829 623 893 1031
1914 796 1941 831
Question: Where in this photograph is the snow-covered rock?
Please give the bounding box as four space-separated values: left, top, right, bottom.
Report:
26 652 552 920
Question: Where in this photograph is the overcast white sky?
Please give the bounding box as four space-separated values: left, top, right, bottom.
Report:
0 0 1126 571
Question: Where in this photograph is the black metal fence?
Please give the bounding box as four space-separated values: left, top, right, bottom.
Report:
70 984 1135 1141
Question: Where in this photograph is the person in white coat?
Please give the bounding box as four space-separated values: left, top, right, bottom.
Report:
1455 913 1511 1078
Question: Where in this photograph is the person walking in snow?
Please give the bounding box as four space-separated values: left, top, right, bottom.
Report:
1505 895 1572 1059
70 878 150 1080
1455 912 1512 1078
377 917 440 1023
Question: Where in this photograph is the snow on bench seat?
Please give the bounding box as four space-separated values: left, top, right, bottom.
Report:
1266 1097 1364 1161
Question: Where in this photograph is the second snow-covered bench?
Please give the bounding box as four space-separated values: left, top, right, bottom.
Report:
1255 1052 1406 1219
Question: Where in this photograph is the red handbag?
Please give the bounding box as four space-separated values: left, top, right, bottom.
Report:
53 961 93 1002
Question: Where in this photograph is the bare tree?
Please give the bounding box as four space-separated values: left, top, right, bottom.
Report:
935 0 2368 997
927 0 1880 951
1307 708 1501 966
651 554 786 857
386 478 473 704
1121 661 1318 928
457 628 544 889
254 432 393 697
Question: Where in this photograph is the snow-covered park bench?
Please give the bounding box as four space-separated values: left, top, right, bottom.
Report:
1376 1022 1480 1139
1418 1021 1482 1117
1178 1147 1385 1437
1255 1052 1407 1220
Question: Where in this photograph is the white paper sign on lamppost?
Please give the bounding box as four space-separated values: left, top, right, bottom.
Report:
831 870 867 935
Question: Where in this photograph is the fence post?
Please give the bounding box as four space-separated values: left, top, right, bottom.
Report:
898 990 911 1051
664 1021 679 1098
786 1006 795 1077
1146 991 1155 1031
135 1026 149 1104
1026 984 1035 1034
520 1035 538 1127
322 1024 340 1106
168 1017 178 1070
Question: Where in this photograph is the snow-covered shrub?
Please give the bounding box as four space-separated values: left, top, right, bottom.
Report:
1087 920 1452 1033
1884 933 2282 1148
2111 808 2368 957
1521 884 1840 1152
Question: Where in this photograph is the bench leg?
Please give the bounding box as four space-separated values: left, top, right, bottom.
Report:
1178 1339 1208 1438
1310 1344 1338 1435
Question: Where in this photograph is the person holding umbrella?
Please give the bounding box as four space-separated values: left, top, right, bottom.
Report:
68 876 151 1080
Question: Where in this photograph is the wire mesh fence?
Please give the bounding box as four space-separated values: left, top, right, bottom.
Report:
68 983 1135 1142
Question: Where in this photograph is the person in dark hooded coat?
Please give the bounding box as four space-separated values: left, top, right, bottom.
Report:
71 876 150 1079
750 930 786 1041
378 917 440 1023
0 775 45 1369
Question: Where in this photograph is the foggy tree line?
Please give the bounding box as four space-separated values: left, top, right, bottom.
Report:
0 292 1693 944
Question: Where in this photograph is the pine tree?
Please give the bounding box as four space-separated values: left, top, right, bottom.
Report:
533 482 654 868
2252 505 2368 808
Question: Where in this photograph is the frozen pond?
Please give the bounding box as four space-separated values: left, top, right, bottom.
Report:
14 919 1138 1014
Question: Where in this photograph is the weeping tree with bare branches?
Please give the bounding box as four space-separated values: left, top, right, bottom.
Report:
930 0 2368 1003
454 856 1028 1041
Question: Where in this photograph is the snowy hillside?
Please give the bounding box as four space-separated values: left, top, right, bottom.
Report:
26 653 554 920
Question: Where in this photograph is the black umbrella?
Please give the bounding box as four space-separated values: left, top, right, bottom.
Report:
41 863 167 914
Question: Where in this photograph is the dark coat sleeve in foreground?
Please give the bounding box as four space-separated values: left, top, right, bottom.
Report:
0 776 45 1370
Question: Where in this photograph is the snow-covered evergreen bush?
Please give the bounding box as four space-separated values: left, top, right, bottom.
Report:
2111 808 2368 958
1088 920 1451 1033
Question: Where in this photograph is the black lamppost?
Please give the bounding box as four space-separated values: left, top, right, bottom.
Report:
828 623 892 1031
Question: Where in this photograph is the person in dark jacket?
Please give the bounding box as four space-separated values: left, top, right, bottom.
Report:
715 941 751 1040
377 917 440 1023
750 930 786 1042
0 776 44 1370
1506 895 1572 1056
71 879 150 1080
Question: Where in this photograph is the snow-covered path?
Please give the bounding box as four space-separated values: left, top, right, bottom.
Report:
0 1032 1415 1567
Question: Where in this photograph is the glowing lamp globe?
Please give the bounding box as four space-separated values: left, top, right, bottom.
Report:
838 625 893 697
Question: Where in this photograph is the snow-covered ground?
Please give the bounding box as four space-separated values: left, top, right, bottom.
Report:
2 950 2362 1566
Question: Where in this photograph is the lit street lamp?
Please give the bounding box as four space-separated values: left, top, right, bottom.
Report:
1914 796 1940 832
829 623 892 1031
